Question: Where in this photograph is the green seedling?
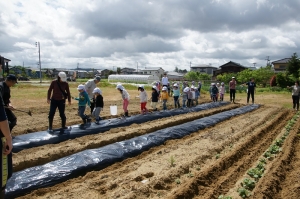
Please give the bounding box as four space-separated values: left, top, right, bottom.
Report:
263 151 272 159
175 178 181 184
259 158 266 164
247 168 263 180
237 187 251 198
268 144 281 154
170 156 175 167
216 154 220 159
242 178 256 190
186 172 194 178
218 195 233 199
256 162 265 171
275 139 284 147
195 165 201 171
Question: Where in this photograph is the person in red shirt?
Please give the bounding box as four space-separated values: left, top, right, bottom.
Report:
47 72 71 132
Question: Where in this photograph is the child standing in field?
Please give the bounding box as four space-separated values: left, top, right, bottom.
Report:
138 85 148 114
182 87 189 108
219 82 225 101
211 83 219 102
149 86 159 111
73 84 91 124
116 84 130 117
160 86 169 110
173 83 180 108
92 88 104 124
190 86 196 106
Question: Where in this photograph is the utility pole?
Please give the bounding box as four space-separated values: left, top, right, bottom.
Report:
136 62 138 74
190 61 192 71
35 42 42 83
265 56 270 66
253 63 256 67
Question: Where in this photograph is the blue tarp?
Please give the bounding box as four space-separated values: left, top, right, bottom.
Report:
13 102 230 153
6 104 259 198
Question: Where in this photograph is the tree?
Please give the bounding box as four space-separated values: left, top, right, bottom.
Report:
174 66 179 72
237 69 253 84
216 73 236 84
287 53 300 79
117 67 121 74
253 67 274 87
276 72 294 88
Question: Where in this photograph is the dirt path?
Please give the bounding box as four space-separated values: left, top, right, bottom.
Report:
15 105 289 199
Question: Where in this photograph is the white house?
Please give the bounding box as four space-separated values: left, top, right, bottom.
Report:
141 67 165 78
190 64 218 75
167 71 184 80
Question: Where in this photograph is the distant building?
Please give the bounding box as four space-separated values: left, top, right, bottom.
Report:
213 61 247 77
141 67 165 78
190 64 218 76
121 67 136 74
271 58 290 73
166 71 184 81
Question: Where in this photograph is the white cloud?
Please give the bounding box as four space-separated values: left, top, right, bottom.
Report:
0 0 300 70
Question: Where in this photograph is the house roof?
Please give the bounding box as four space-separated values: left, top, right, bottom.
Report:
121 67 135 71
271 58 291 64
191 64 218 69
167 71 184 77
141 67 164 71
219 61 247 68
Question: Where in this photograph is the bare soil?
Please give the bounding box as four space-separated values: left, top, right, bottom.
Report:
8 86 300 199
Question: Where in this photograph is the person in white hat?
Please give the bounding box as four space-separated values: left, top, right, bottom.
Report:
160 86 169 110
84 76 101 115
73 84 91 124
149 85 159 111
116 84 130 117
92 88 103 124
172 83 180 108
47 71 71 132
219 82 226 101
229 77 237 103
138 85 148 114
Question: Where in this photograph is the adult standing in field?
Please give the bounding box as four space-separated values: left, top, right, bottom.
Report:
287 81 300 111
0 63 13 198
245 78 256 104
84 76 101 115
229 77 237 103
0 74 18 132
47 72 71 132
161 73 169 89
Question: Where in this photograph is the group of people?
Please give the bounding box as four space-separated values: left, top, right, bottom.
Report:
47 72 104 132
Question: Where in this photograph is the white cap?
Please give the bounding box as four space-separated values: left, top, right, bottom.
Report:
77 84 85 91
173 83 178 87
221 82 224 85
232 77 235 79
212 83 216 86
116 84 124 90
92 88 102 95
138 85 144 89
162 86 167 91
183 87 190 92
191 85 195 89
58 72 67 82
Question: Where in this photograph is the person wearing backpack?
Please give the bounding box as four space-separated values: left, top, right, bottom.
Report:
47 72 71 132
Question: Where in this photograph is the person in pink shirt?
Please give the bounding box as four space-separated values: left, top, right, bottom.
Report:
229 77 236 103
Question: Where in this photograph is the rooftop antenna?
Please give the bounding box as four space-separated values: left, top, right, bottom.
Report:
265 56 270 66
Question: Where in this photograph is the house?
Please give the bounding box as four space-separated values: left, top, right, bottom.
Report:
166 71 185 81
141 67 165 78
77 70 88 78
121 67 136 74
213 61 247 77
190 64 218 76
271 58 290 73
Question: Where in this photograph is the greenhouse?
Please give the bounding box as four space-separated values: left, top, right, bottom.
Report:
108 74 160 84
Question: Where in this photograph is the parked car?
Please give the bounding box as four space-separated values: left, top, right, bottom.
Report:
18 76 30 81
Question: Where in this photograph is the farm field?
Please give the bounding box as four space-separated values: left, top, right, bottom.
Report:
7 83 300 198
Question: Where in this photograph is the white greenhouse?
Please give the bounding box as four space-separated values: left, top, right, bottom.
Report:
108 74 159 84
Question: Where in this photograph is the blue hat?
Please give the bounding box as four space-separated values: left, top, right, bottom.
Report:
6 74 18 83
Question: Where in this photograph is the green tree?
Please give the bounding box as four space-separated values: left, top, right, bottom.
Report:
174 66 179 72
184 71 199 80
253 67 274 87
276 72 294 88
287 53 300 79
216 73 236 84
237 69 253 84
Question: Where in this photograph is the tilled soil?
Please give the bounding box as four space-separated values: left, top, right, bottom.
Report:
13 103 300 199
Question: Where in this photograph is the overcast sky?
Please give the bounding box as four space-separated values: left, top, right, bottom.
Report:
0 0 299 71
